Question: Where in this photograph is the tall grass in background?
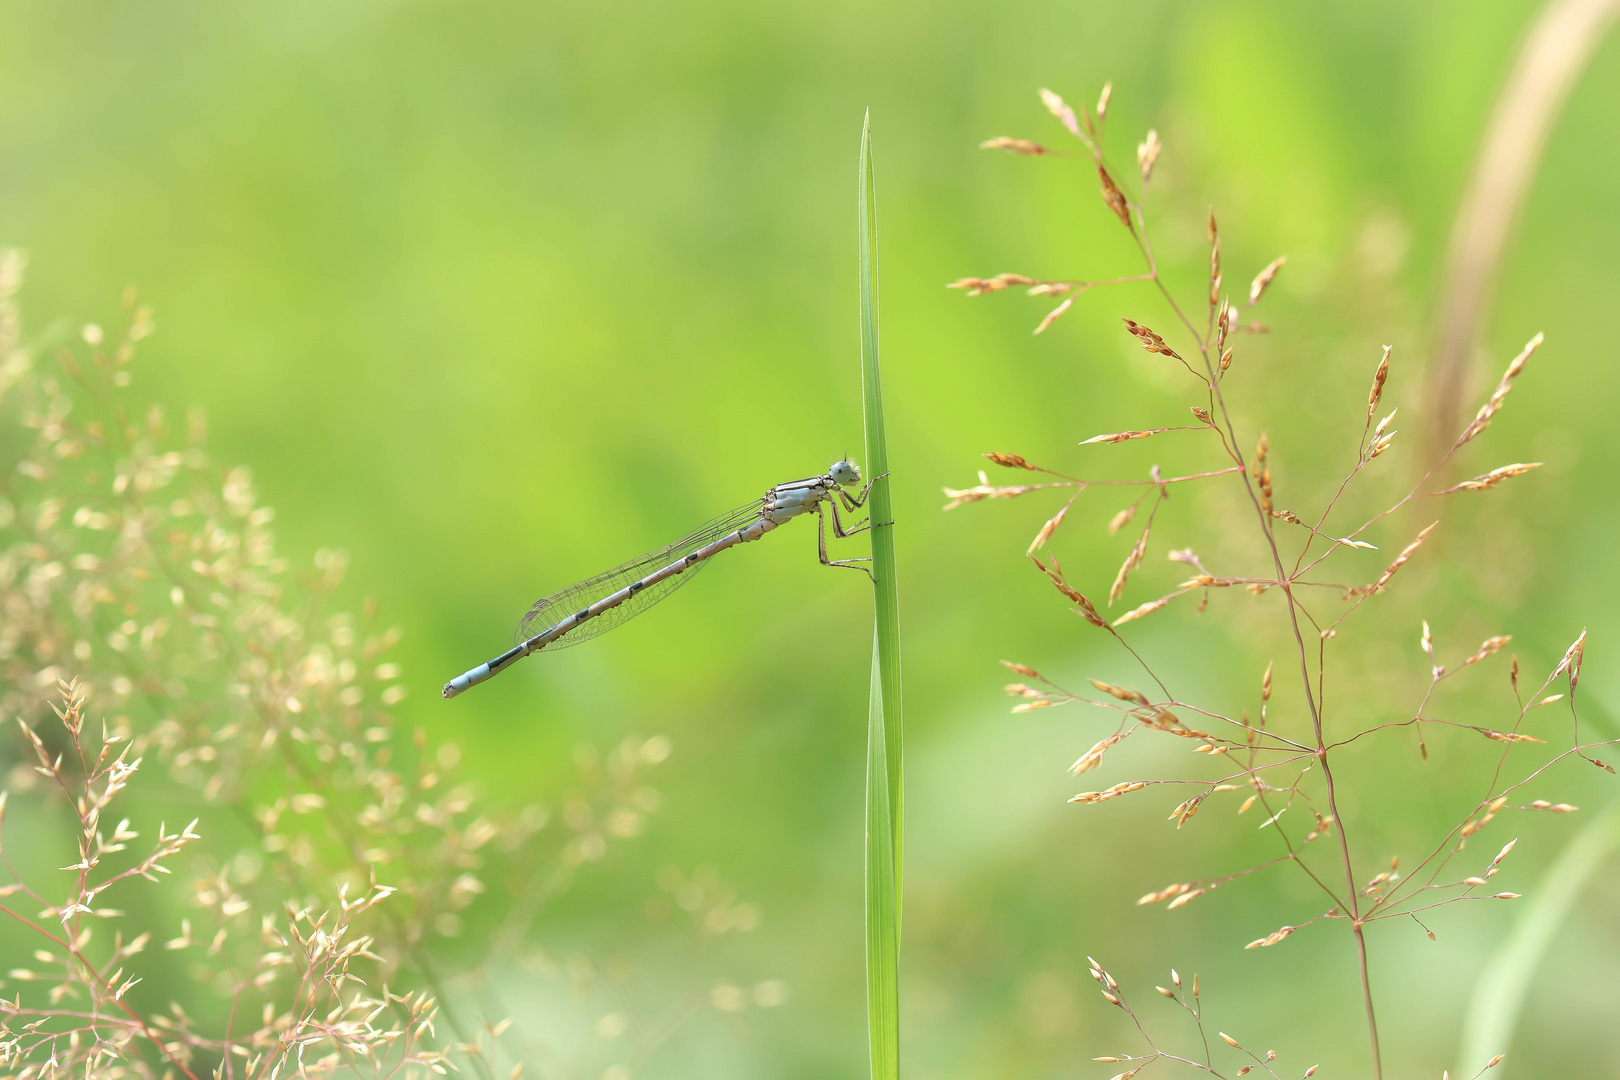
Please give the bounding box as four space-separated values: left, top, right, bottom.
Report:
945 85 1616 1078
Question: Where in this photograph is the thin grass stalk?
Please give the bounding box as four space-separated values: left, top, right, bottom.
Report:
858 108 902 1080
865 632 899 1080
1131 202 1386 1078
1427 0 1620 457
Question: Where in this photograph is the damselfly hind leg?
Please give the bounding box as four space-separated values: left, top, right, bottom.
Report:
817 502 874 580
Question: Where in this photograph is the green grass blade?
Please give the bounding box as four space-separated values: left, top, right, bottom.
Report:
865 631 898 1080
858 108 902 1080
1458 795 1620 1074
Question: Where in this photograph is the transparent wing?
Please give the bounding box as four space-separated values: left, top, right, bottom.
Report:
515 498 766 650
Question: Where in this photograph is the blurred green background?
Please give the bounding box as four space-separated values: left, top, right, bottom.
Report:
3 0 1619 1076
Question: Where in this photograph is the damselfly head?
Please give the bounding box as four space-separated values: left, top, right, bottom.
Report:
829 459 861 487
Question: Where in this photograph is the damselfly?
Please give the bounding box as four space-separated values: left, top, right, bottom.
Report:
443 460 880 698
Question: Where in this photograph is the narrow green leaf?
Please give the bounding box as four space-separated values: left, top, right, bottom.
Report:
865 632 898 1080
1458 796 1620 1074
858 108 902 1080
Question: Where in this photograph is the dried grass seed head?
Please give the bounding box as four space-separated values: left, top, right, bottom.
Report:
1098 165 1133 228
1368 346 1391 418
1121 318 1181 360
1460 332 1544 445
985 450 1036 469
1028 500 1073 555
1038 87 1088 146
1137 129 1161 184
980 137 1047 156
1365 521 1438 594
1248 256 1286 306
948 273 1036 296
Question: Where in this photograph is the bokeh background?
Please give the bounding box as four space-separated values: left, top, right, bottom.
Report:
3 0 1619 1076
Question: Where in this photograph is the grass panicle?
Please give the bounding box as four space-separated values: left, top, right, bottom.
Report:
947 85 1614 1079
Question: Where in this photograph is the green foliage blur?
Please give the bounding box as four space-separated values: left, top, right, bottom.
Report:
3 0 1619 1076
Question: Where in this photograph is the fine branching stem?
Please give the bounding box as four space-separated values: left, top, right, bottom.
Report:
952 85 1608 1080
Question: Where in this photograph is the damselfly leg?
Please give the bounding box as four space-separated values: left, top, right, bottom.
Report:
828 498 871 539
816 500 873 576
837 472 886 511
827 471 888 537
818 471 889 577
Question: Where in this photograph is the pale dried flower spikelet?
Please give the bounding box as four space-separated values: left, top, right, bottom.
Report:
980 136 1047 156
1138 129 1161 184
1028 495 1077 555
1368 345 1391 418
1083 427 1170 445
1439 461 1542 493
1248 256 1286 306
1039 87 1087 145
1072 734 1124 775
948 272 1037 295
1458 333 1543 446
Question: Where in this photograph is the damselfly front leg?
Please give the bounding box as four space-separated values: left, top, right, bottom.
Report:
837 471 888 511
828 470 888 535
